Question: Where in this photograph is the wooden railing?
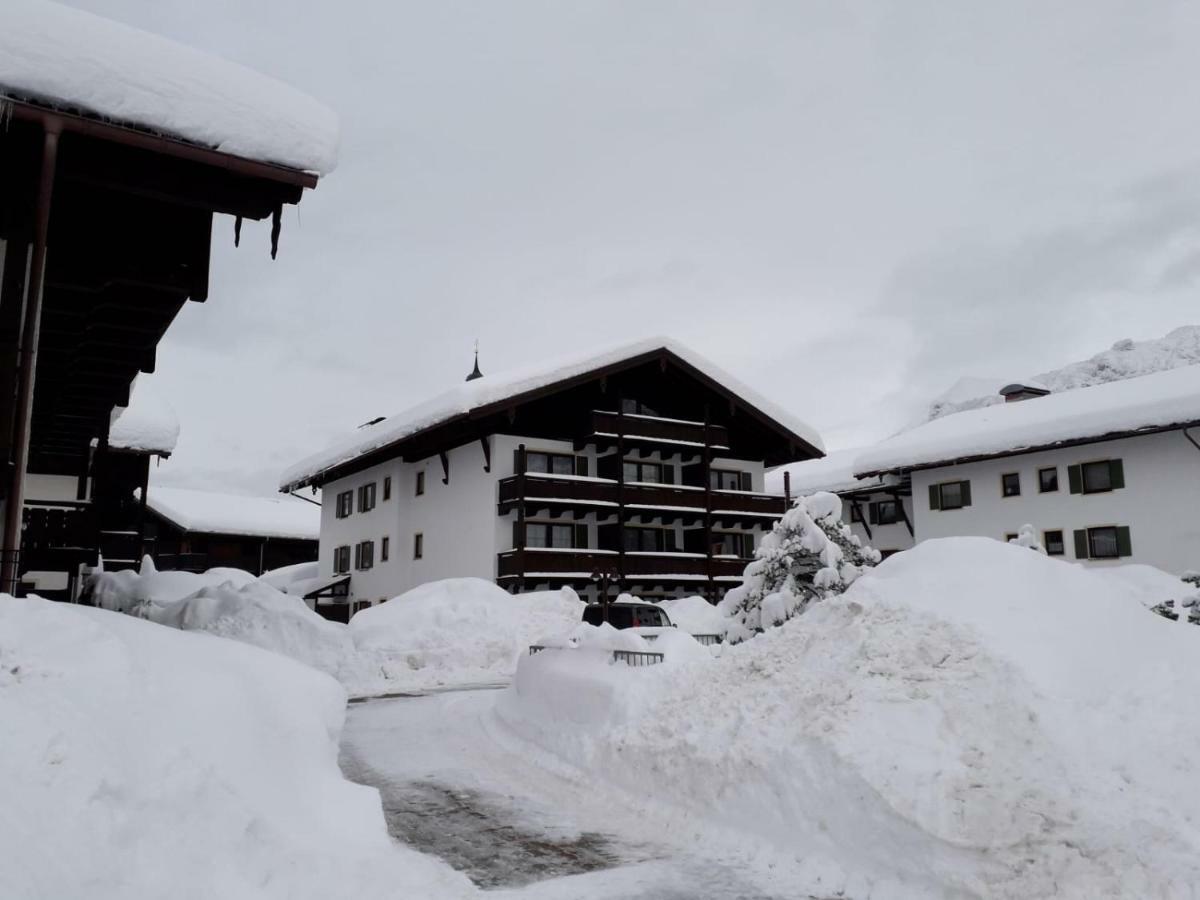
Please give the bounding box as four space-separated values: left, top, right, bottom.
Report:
498 474 785 517
498 548 749 580
590 410 730 448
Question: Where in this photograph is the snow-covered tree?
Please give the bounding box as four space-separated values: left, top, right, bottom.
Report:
1008 524 1046 554
1151 572 1200 626
720 492 880 643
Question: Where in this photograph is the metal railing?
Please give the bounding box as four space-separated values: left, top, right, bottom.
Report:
691 633 723 647
528 644 665 667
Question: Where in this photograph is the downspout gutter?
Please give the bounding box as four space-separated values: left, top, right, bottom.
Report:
2 122 60 594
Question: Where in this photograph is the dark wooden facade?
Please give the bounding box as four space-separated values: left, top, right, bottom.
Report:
141 512 317 576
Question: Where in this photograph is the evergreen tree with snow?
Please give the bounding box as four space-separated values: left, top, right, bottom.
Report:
720 492 880 643
1008 524 1046 554
1152 572 1200 625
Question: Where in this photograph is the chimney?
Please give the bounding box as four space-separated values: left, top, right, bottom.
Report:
999 383 1050 403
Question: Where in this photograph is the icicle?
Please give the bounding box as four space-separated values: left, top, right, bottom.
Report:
270 204 282 260
234 215 242 247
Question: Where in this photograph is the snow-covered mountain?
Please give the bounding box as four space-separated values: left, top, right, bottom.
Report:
924 325 1200 421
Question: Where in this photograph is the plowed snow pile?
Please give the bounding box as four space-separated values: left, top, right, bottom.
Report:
350 578 583 693
0 597 472 900
497 538 1200 898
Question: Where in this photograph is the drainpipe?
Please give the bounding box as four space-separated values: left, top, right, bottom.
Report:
2 123 60 594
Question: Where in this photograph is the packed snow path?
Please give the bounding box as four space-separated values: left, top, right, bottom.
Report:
340 690 822 899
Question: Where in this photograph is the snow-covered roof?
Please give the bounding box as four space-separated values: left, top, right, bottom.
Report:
765 448 898 497
108 378 180 456
857 364 1200 475
1 0 338 174
144 486 320 540
280 337 824 490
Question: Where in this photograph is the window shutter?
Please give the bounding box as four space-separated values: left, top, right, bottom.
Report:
1073 529 1088 559
574 524 588 549
353 544 360 569
513 449 521 475
1116 525 1132 557
868 503 878 525
661 465 674 485
961 481 972 507
575 456 589 477
739 472 752 491
928 484 940 510
1110 459 1125 490
512 520 522 549
1068 465 1082 494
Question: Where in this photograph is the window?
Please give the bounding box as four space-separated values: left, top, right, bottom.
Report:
525 523 578 549
333 545 350 574
710 469 751 491
623 526 677 553
353 540 374 570
1038 467 1058 493
850 503 863 523
711 532 753 557
1068 459 1125 495
383 477 391 501
415 471 425 496
929 480 971 511
381 536 390 562
624 460 672 484
1044 530 1065 556
335 490 353 519
620 398 659 417
357 482 376 513
526 451 576 475
869 500 901 525
413 533 424 559
1001 473 1021 498
1004 532 1018 543
1073 526 1132 560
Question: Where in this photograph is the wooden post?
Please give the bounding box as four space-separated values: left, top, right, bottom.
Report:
516 443 527 593
616 400 626 585
702 405 714 603
2 123 60 594
783 470 792 507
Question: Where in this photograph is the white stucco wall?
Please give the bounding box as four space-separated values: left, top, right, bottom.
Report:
837 492 916 557
910 429 1200 574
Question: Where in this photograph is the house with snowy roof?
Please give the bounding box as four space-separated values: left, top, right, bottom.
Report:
0 1 333 597
280 338 822 611
142 487 318 575
765 449 915 559
854 366 1200 574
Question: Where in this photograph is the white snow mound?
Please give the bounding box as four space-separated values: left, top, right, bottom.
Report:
496 538 1200 898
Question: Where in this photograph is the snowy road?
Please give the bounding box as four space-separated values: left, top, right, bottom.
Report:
340 689 820 900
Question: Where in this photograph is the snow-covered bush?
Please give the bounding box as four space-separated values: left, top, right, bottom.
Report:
720 491 879 643
1008 524 1046 554
1150 571 1200 626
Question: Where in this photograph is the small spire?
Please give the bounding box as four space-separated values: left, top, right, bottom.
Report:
466 340 483 381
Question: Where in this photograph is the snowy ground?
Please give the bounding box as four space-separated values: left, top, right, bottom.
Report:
341 690 817 900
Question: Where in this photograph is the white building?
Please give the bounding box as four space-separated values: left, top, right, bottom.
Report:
854 367 1200 574
766 448 916 558
280 338 823 612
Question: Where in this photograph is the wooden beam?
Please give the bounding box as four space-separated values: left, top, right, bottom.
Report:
439 451 450 485
479 436 491 473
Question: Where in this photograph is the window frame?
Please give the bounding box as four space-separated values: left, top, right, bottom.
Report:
1000 472 1021 498
935 480 969 511
1080 460 1113 495
335 490 353 519
873 499 901 525
413 532 424 560
710 531 753 558
1086 525 1120 559
415 470 425 496
526 451 578 476
357 482 377 513
333 545 351 574
524 521 579 549
354 539 374 571
623 459 671 484
622 524 677 553
382 476 392 502
1038 467 1058 493
1043 529 1065 556
381 536 390 562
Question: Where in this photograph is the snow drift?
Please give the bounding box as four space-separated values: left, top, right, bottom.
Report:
0 597 471 899
350 577 583 693
496 538 1200 898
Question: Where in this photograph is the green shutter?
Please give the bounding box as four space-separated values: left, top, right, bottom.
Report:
1110 459 1125 490
1073 529 1089 559
1068 465 1082 494
868 502 878 525
1116 526 1132 557
574 524 588 549
929 484 941 510
512 520 522 549
739 472 752 491
513 449 522 475
661 465 675 485
961 481 972 507
575 456 589 477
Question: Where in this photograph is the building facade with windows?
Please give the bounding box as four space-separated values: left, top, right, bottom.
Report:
855 367 1200 574
281 339 823 610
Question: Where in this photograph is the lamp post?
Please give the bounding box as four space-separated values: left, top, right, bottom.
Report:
590 565 620 623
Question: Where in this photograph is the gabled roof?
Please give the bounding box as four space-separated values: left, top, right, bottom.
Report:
856 364 1200 476
766 447 899 498
280 337 824 491
144 486 320 540
2 0 338 174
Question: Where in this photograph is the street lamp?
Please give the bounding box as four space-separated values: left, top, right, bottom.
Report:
590 565 620 623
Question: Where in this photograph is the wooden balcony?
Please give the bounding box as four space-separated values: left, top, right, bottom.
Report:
497 548 750 583
588 410 731 452
498 473 785 521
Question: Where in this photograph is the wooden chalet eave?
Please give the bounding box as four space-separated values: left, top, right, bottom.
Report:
282 348 824 492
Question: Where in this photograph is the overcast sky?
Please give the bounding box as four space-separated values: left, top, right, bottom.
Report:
69 0 1200 495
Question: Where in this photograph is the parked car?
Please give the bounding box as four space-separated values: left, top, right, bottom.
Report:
582 600 673 630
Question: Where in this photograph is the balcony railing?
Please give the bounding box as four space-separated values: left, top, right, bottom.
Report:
497 548 750 581
498 473 785 518
590 410 730 450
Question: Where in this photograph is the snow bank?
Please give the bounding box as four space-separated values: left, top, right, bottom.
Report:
350 578 584 693
144 486 320 540
1 0 338 173
496 538 1200 898
89 556 258 614
260 560 322 595
0 596 471 899
658 594 728 637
